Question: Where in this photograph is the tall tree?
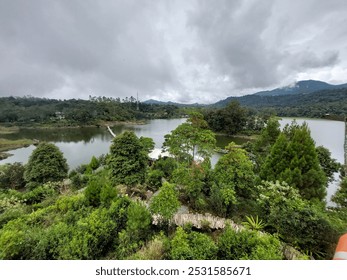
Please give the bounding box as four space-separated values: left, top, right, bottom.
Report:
211 143 256 216
260 122 327 201
163 112 216 165
24 142 68 184
107 131 149 186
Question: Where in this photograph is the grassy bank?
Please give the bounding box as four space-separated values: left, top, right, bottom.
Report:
0 138 34 160
0 126 19 134
0 119 147 130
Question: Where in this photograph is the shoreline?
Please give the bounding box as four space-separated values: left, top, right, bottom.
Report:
0 120 147 130
0 138 34 160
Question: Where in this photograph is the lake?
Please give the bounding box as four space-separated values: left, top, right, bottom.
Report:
0 119 248 168
1 118 345 203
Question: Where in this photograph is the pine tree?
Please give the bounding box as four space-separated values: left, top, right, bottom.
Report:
260 122 327 201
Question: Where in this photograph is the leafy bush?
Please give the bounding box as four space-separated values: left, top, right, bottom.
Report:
22 183 58 205
129 233 168 260
217 225 283 260
149 182 180 223
0 162 25 190
146 169 164 191
69 170 88 190
170 227 218 260
24 142 68 184
152 157 177 180
256 181 339 259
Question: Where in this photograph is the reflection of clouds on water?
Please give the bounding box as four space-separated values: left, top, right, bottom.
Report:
0 145 36 165
55 139 111 169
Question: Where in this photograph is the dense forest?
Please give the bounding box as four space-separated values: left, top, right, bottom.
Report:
0 96 182 125
214 88 347 120
0 113 346 260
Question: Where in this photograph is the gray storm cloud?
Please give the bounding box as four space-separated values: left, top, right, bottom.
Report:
0 0 346 103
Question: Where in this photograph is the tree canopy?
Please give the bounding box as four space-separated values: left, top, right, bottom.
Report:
107 131 148 186
24 142 68 185
163 112 216 165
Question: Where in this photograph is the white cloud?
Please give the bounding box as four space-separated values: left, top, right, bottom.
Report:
0 0 346 103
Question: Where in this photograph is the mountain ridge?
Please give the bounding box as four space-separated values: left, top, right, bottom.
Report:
144 79 347 107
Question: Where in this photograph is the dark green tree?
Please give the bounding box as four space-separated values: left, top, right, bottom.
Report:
24 142 68 185
205 101 248 135
107 131 149 186
89 156 100 171
172 161 211 211
260 122 327 201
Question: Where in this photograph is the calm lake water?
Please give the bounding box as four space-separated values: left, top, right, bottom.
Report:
1 118 345 203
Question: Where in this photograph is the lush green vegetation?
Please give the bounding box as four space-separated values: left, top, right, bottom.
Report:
0 96 182 126
0 112 345 260
214 88 347 120
203 101 266 136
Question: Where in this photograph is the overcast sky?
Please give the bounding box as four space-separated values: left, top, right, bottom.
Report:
1 0 347 103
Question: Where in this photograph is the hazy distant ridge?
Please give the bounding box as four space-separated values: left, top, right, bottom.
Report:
253 80 347 97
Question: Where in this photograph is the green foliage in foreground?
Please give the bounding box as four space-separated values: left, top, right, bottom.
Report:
255 181 339 259
0 114 345 260
217 225 283 260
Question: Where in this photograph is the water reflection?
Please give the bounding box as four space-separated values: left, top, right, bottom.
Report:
0 118 345 205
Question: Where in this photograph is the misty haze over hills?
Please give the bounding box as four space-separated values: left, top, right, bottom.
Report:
144 79 347 106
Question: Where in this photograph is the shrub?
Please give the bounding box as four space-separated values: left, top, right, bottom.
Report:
146 169 164 191
24 142 68 184
170 227 218 260
217 225 283 260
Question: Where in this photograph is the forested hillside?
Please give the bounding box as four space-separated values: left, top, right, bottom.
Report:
0 96 181 125
213 88 347 119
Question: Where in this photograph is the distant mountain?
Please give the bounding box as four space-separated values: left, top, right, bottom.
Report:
212 79 347 108
210 87 347 119
143 99 205 107
253 80 347 97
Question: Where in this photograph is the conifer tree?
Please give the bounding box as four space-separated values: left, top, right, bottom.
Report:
260 122 327 201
